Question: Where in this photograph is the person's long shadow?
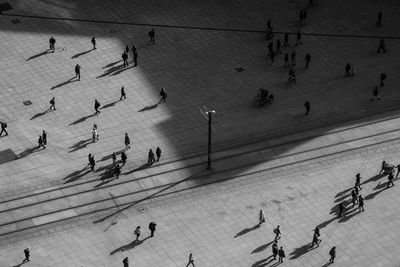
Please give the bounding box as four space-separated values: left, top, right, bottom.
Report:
69 113 97 125
234 224 260 238
138 104 158 112
30 109 54 120
110 236 150 255
317 216 337 230
251 256 274 267
26 50 49 61
101 100 119 110
289 242 317 259
64 167 91 183
364 182 387 200
15 146 40 159
103 60 121 69
99 150 124 162
96 64 124 78
361 174 386 186
123 162 152 175
321 262 333 267
71 49 92 59
251 240 274 254
334 187 353 198
69 138 93 153
111 65 134 76
338 207 359 223
50 77 77 90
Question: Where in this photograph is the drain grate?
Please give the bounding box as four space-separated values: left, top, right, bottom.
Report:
23 100 32 106
235 67 244 72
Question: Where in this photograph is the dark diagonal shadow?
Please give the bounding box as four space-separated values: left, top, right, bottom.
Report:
361 174 386 185
338 207 359 223
101 100 119 110
96 64 124 78
99 150 124 162
251 256 274 267
26 50 48 61
234 224 260 238
251 241 274 254
123 162 152 175
103 60 121 69
71 49 92 58
50 77 76 90
110 236 150 255
334 187 352 198
110 65 134 76
30 109 53 120
138 104 158 112
64 167 91 183
69 138 93 153
317 217 337 230
15 147 39 159
289 243 317 260
69 113 97 125
321 262 333 267
364 183 387 200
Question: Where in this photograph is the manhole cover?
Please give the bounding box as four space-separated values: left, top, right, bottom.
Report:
0 3 12 13
137 207 148 213
12 19 20 24
236 67 244 72
23 100 32 106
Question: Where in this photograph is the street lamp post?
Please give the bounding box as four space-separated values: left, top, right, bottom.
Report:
206 110 215 169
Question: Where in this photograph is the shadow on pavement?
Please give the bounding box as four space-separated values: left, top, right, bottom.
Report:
26 50 48 61
69 113 97 125
101 100 119 110
289 243 317 260
110 237 150 255
103 60 121 69
138 103 158 112
50 77 76 90
15 147 40 159
63 166 91 183
69 138 93 153
30 109 53 120
71 49 92 58
251 240 274 254
96 64 124 78
251 256 274 267
234 224 260 238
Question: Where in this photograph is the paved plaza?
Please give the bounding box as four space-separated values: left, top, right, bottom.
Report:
0 0 400 266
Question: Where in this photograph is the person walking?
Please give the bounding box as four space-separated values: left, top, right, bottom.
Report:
305 53 311 68
396 164 400 178
291 50 296 66
338 201 345 217
313 227 321 242
345 62 351 77
351 189 358 207
38 135 46 149
284 33 289 47
274 225 281 241
23 248 30 262
124 133 130 149
122 51 129 67
94 99 101 114
371 86 381 101
377 38 386 53
89 154 96 171
267 42 273 57
312 232 321 247
148 149 155 164
272 241 278 260
270 51 276 66
114 164 121 179
380 73 387 86
49 36 56 52
125 45 129 55
134 226 141 241
376 11 382 27
276 39 281 54
329 246 336 263
159 87 167 103
49 97 56 110
112 152 117 164
284 53 289 67
304 101 310 115
149 221 157 237
186 253 195 267
42 130 47 145
155 147 161 161
358 195 364 212
387 171 394 188
288 67 296 84
295 30 302 45
120 86 126 100
148 29 155 44
133 50 138 66
123 257 129 267
121 151 127 166
75 64 81 80
92 125 99 142
87 153 92 167
258 210 265 225
0 121 8 136
278 247 285 263
131 44 137 55
91 36 96 50
355 173 362 190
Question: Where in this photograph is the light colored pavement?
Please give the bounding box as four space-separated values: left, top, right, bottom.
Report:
1 0 400 266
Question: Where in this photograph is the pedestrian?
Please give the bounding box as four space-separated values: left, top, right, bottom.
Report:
92 125 99 142
90 154 95 171
94 99 101 114
0 121 8 136
42 130 47 145
304 101 310 115
380 160 387 174
122 51 129 67
148 29 155 44
49 97 56 110
276 39 281 54
133 50 138 66
270 51 276 65
121 151 127 166
91 36 96 49
272 241 278 260
123 257 129 267
267 42 273 57
345 62 351 77
149 221 157 237
380 73 387 86
284 33 289 47
120 86 126 100
38 135 46 149
134 226 141 241
305 53 311 68
114 164 121 179
295 30 302 45
159 87 167 103
87 153 92 167
266 19 273 31
288 67 296 84
75 64 81 80
148 149 155 164
156 147 161 161
49 36 56 52
278 247 285 263
186 253 195 267
396 164 400 178
23 248 30 262
312 232 320 247
351 189 358 207
125 45 129 55
258 210 265 225
370 86 381 101
377 38 386 53
338 201 344 217
358 195 364 212
284 53 289 67
273 225 281 241
354 173 362 190
329 246 336 263
124 133 130 149
112 152 117 164
387 172 394 188
131 44 137 55
291 50 296 66
376 11 382 27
